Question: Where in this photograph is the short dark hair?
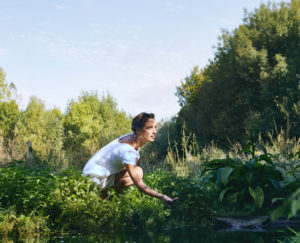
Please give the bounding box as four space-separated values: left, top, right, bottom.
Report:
131 112 155 133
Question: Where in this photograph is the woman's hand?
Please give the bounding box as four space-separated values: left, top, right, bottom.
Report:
161 195 179 205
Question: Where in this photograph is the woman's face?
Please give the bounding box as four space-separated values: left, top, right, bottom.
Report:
137 118 157 142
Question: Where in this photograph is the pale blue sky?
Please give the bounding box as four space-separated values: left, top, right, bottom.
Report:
0 0 285 120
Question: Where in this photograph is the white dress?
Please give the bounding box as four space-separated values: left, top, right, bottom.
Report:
82 133 140 189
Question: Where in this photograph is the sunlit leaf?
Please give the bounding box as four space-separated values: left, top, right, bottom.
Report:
249 186 264 208
217 167 234 185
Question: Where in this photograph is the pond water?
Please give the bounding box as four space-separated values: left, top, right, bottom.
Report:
43 227 293 243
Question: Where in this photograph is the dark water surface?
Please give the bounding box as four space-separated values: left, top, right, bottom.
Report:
45 228 292 243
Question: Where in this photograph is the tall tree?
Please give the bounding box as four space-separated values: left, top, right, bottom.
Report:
63 91 131 167
0 67 20 161
176 0 300 146
14 97 64 166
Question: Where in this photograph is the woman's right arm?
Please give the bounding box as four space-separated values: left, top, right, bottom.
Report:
125 164 178 204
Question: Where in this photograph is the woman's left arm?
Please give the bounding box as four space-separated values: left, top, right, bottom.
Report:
126 164 178 204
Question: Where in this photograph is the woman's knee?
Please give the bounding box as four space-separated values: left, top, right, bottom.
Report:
134 166 143 179
114 166 143 191
119 166 143 185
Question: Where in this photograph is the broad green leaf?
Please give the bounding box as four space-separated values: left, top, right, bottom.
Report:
291 198 300 217
272 197 284 204
287 227 299 235
219 188 227 202
271 189 300 221
249 186 264 208
231 157 243 167
246 158 256 168
217 167 234 185
205 159 228 169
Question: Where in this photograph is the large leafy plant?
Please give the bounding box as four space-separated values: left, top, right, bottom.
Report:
201 142 284 213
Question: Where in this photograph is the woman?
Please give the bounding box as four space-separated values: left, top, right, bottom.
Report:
83 112 178 204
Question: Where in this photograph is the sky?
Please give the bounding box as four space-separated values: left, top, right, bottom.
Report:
0 0 286 121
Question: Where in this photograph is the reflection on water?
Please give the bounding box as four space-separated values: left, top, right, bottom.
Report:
20 228 289 243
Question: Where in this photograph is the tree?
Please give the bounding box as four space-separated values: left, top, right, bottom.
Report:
0 67 17 102
63 91 131 167
176 0 300 146
0 67 20 161
14 97 64 166
0 101 19 159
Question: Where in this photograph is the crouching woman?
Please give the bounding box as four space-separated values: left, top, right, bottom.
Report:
82 112 178 204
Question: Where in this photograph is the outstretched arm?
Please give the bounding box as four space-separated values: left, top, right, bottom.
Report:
126 164 178 204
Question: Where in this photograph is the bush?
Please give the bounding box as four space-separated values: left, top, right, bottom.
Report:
0 161 215 239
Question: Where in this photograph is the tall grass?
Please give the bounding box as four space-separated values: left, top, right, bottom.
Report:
141 128 300 178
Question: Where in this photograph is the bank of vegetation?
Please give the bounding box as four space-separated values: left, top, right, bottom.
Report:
0 0 300 240
0 136 299 240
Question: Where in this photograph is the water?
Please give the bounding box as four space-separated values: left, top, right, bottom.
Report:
44 228 291 243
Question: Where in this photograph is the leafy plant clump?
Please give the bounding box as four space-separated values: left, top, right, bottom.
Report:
200 141 298 216
0 161 214 239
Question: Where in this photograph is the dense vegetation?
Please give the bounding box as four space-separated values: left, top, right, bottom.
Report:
0 139 299 240
0 0 300 241
175 0 300 147
0 161 214 238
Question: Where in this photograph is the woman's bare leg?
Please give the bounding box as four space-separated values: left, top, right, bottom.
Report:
114 167 143 192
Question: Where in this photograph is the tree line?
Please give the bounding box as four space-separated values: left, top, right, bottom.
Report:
174 0 300 148
0 69 131 168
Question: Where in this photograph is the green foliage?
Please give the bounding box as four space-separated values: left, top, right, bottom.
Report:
201 142 285 213
13 97 64 166
0 161 121 235
0 208 50 239
0 67 132 169
0 67 16 102
271 188 300 221
249 186 264 208
277 227 300 243
0 162 214 239
63 91 131 167
0 138 299 240
176 66 206 107
113 186 169 230
0 67 20 162
144 171 214 227
0 100 19 158
271 151 300 221
176 1 300 146
0 101 19 140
